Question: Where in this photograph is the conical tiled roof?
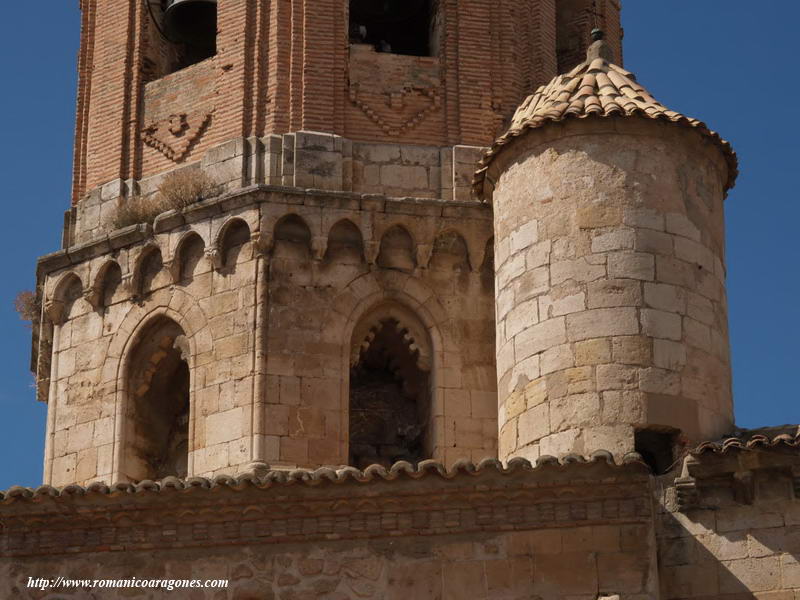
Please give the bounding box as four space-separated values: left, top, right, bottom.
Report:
473 38 738 199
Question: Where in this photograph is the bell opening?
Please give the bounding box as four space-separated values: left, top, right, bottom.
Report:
349 0 441 57
145 0 218 78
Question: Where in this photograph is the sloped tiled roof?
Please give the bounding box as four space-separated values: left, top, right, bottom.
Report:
473 38 738 199
0 453 647 502
692 426 800 456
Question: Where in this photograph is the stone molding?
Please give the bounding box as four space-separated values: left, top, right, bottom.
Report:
0 456 652 558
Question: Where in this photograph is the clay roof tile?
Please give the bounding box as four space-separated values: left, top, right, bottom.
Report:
474 39 738 200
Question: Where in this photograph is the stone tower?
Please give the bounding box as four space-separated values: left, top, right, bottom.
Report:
34 0 624 487
475 33 738 467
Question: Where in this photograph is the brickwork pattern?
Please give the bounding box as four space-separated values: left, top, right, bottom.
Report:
69 0 622 207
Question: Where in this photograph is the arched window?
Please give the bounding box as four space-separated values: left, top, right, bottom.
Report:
349 0 440 57
137 247 168 296
125 316 190 481
144 0 218 79
429 230 470 273
377 225 415 272
177 233 206 282
218 219 251 270
98 262 124 308
325 219 365 265
349 306 433 468
58 275 85 322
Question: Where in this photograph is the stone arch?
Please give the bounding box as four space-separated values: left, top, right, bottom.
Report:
377 225 416 271
325 219 365 264
48 272 85 323
89 260 124 309
175 231 206 283
121 314 191 481
347 300 436 468
272 214 312 258
216 217 251 271
107 290 212 482
323 272 454 465
131 244 168 297
429 229 471 272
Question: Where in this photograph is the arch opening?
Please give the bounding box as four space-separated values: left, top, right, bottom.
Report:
219 220 251 270
138 247 167 296
125 316 190 481
349 0 439 57
99 262 123 308
349 316 431 469
58 275 85 321
178 233 205 282
377 225 415 272
325 220 365 265
430 230 470 272
144 0 218 80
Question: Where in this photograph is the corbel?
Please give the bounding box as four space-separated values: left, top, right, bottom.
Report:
364 241 380 266
164 258 180 285
44 300 66 326
416 243 433 269
84 285 103 312
311 237 327 262
252 231 273 256
205 246 223 270
674 476 699 512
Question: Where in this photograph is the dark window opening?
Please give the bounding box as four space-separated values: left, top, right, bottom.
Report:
349 0 437 57
127 317 190 481
145 0 217 79
635 428 678 475
349 318 430 469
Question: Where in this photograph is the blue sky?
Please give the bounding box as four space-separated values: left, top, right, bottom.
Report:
0 3 796 489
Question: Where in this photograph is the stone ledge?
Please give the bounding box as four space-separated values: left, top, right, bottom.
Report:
0 456 653 558
1 453 648 502
38 185 491 276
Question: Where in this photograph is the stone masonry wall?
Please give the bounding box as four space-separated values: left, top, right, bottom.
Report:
72 132 485 245
0 460 659 600
490 118 733 463
659 465 800 598
39 187 496 487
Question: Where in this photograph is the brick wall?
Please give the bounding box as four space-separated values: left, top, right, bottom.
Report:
70 0 622 208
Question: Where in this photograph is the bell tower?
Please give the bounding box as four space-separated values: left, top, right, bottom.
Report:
36 1 623 487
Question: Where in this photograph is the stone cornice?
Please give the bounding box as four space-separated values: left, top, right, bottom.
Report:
0 457 653 558
37 186 493 278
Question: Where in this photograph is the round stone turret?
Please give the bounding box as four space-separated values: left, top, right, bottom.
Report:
475 36 738 465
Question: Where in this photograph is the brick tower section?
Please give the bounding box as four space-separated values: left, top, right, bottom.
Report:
68 0 622 243
489 117 734 461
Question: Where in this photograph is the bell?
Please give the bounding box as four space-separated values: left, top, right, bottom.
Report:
163 0 217 49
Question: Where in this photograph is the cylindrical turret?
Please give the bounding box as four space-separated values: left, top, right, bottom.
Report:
475 35 738 467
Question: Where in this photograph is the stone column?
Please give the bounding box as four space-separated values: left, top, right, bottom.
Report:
491 117 733 461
